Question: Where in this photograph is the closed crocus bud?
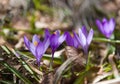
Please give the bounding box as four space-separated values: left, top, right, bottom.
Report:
96 18 115 39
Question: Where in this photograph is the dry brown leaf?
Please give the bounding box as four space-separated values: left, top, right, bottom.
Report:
91 42 108 65
65 46 86 72
95 78 120 84
108 54 119 78
93 72 112 83
42 72 54 84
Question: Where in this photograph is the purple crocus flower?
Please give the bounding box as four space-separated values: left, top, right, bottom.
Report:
74 26 94 54
24 30 50 65
65 31 79 48
50 30 66 61
96 18 115 39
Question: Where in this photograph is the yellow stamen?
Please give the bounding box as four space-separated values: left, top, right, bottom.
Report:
34 41 38 46
53 32 57 35
71 34 74 38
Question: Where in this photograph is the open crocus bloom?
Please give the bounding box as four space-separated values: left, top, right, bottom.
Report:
24 30 50 65
65 31 79 48
96 18 115 39
50 30 66 59
74 26 94 54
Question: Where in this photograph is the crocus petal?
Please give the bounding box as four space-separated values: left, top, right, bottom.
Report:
43 38 50 53
65 32 74 46
109 18 115 32
55 30 60 37
73 36 79 48
96 19 104 34
78 28 86 47
29 43 36 56
24 35 37 56
73 32 79 48
74 31 81 46
32 35 40 44
102 18 107 22
50 35 58 46
24 36 30 49
103 22 110 34
36 42 44 62
58 33 66 45
50 35 59 51
44 29 51 43
44 29 51 38
103 22 112 38
81 26 88 37
87 29 94 45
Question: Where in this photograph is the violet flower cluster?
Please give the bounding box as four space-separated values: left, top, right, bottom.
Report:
24 17 115 65
24 29 66 65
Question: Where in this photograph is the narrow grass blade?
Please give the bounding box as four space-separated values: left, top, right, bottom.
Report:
1 45 11 54
0 80 14 84
17 51 62 64
93 37 120 43
53 56 78 84
1 62 32 84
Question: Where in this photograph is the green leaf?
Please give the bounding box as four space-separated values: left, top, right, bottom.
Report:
1 45 11 54
17 51 62 64
53 56 78 84
16 57 40 82
0 80 14 84
1 62 32 84
74 71 87 84
1 45 40 83
32 0 52 13
93 37 120 43
43 54 62 64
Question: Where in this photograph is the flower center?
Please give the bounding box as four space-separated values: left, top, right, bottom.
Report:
33 41 38 46
53 32 57 35
71 34 74 38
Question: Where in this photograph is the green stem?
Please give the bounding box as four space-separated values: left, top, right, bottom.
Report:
49 52 54 71
85 52 90 71
93 37 120 43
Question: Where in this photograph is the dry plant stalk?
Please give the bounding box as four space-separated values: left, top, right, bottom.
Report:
108 54 119 78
